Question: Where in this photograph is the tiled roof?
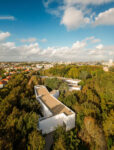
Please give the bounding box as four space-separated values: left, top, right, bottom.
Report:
0 81 3 84
37 86 73 116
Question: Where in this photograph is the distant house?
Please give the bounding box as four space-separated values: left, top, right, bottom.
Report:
0 80 7 88
0 81 3 88
2 78 8 83
9 71 16 75
6 76 11 80
103 66 109 72
34 85 75 134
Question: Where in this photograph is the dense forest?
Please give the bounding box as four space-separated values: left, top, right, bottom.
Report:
41 65 114 150
0 73 45 150
0 65 114 150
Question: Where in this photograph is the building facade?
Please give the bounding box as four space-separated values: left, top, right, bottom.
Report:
34 85 75 134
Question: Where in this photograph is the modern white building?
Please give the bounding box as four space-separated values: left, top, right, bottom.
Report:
63 78 81 91
40 76 81 91
34 85 75 134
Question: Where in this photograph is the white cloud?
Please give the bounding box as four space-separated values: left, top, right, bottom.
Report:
20 38 37 43
2 42 15 48
0 32 11 41
43 0 114 30
94 8 114 26
64 0 113 6
96 44 104 49
61 7 90 30
19 43 40 55
72 41 87 49
0 16 15 20
84 36 101 43
0 31 113 62
41 38 47 42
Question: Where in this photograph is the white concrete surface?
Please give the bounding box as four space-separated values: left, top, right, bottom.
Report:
34 85 76 134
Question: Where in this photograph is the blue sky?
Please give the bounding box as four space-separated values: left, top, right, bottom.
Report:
0 0 114 62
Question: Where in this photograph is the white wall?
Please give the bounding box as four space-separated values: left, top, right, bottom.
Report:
51 90 59 99
35 86 52 117
39 113 75 134
37 97 52 117
65 113 76 131
69 86 81 91
66 79 80 84
39 113 65 134
0 84 3 88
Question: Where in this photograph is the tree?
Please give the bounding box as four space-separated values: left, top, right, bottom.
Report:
28 131 45 150
67 68 79 79
79 70 91 80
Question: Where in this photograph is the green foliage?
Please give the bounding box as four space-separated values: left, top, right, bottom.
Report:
59 92 78 108
0 65 113 150
28 131 45 150
51 65 114 150
79 70 91 80
44 78 62 90
58 82 69 94
41 64 103 80
0 73 45 150
53 127 83 150
0 68 5 78
109 66 114 72
67 67 79 79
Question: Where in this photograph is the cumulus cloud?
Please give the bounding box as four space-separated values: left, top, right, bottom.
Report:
72 41 87 49
61 7 89 30
96 44 104 49
84 36 101 43
64 0 113 6
0 32 11 41
43 0 114 30
0 35 113 62
94 8 114 26
2 42 15 48
0 16 15 20
20 38 37 43
0 31 113 62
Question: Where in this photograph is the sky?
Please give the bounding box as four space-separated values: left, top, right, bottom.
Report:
0 0 114 62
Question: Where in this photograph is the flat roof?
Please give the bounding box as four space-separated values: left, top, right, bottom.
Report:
36 86 73 116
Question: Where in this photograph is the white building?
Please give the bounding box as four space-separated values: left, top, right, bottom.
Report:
63 78 81 91
34 85 75 134
0 81 3 88
102 59 114 67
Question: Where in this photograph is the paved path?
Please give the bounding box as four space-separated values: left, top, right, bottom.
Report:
44 132 54 150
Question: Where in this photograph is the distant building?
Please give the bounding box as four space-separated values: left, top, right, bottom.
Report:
63 78 81 91
109 59 113 67
36 64 43 69
0 81 7 88
2 78 8 83
44 64 54 69
102 59 114 67
34 85 75 134
0 81 3 88
103 66 109 72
